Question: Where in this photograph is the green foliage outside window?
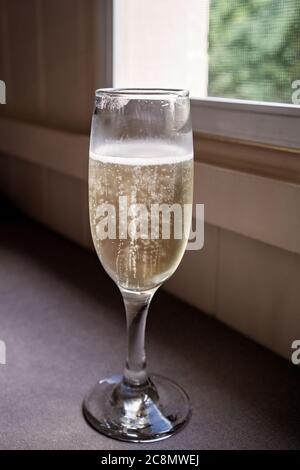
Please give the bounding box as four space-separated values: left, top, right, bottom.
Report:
208 0 300 103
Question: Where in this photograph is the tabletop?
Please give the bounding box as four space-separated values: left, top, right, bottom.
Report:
0 200 300 450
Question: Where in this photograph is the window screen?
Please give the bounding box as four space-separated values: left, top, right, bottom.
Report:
208 0 300 103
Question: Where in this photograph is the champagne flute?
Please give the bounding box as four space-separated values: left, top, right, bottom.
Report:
83 88 194 442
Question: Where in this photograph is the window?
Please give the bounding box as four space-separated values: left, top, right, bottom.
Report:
112 0 300 148
114 0 300 104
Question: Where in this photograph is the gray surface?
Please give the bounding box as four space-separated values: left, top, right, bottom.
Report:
0 202 300 450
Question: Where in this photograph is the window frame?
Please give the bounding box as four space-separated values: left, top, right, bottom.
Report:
192 98 300 149
104 0 300 149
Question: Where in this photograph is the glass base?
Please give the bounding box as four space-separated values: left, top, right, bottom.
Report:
83 374 191 442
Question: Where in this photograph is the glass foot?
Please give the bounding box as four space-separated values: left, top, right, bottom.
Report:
83 374 191 442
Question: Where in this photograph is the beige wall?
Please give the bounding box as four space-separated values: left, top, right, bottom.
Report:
0 0 95 133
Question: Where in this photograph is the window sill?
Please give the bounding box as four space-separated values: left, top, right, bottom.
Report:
194 132 300 185
191 98 300 149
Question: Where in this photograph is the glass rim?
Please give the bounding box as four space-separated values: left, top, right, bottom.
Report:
95 88 189 100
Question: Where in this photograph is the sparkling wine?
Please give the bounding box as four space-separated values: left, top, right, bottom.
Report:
89 142 193 291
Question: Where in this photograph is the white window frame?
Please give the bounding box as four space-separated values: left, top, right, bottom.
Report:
100 0 300 150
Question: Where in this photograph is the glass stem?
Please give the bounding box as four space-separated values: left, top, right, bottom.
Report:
121 288 157 387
